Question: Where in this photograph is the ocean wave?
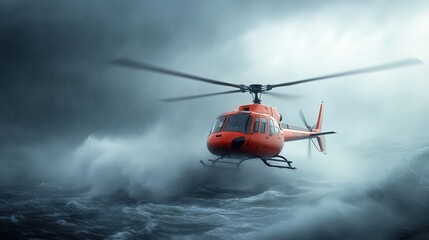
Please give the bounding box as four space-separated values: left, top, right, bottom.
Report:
66 200 90 212
56 219 75 227
10 214 21 224
238 190 285 203
107 231 133 240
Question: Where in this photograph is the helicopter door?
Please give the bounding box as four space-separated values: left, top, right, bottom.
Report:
248 117 268 153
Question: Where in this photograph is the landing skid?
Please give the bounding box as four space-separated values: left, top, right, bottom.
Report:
200 155 250 170
200 155 296 170
261 155 296 169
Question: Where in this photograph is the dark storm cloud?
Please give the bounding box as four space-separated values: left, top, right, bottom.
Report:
0 1 176 183
0 3 171 144
0 1 180 182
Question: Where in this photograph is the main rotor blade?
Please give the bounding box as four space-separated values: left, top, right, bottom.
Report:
111 58 244 89
299 110 311 129
160 89 243 102
269 58 423 89
264 91 302 100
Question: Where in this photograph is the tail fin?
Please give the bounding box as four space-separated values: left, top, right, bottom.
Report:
315 101 324 131
315 102 326 153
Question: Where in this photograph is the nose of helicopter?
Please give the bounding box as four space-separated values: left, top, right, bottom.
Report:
207 132 246 156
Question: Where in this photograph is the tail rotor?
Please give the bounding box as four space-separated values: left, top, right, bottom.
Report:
299 102 328 159
299 109 316 159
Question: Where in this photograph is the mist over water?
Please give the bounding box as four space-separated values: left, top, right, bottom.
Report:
2 134 429 239
68 128 292 201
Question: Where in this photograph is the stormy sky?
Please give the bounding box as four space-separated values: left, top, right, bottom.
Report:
2 1 429 238
1 0 429 196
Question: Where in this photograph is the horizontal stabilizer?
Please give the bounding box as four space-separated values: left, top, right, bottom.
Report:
310 131 336 137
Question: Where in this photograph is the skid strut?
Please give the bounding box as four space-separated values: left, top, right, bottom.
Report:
200 155 251 169
200 154 296 170
261 155 296 169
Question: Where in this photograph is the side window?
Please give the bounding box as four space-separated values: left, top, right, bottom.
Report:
245 116 252 134
253 117 260 133
269 119 275 136
260 118 267 133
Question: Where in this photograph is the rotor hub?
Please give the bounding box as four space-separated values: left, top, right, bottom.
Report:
249 84 264 93
248 84 267 104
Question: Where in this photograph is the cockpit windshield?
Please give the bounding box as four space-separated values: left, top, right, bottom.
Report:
211 115 226 133
223 113 252 134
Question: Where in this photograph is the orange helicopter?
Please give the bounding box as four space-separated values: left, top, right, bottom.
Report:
111 58 422 169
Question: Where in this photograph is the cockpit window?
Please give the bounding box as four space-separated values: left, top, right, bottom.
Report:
211 115 226 133
253 117 260 133
223 113 252 134
260 118 267 133
269 119 275 136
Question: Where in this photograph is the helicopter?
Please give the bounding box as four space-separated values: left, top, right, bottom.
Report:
111 57 422 169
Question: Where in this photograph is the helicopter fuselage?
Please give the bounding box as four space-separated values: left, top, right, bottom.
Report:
207 103 324 158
